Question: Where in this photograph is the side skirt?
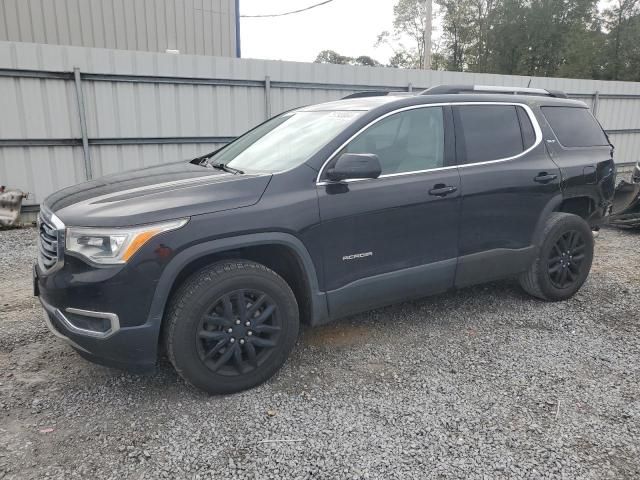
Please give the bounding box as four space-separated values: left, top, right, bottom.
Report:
326 259 457 321
454 246 536 288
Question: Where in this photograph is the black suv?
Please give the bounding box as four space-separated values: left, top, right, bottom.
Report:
35 85 616 394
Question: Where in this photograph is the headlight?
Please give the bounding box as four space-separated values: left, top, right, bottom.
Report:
66 218 188 265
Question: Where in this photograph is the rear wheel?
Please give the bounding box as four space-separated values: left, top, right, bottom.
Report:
520 213 594 301
164 260 299 394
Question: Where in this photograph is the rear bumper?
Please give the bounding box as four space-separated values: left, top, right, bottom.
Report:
39 295 158 372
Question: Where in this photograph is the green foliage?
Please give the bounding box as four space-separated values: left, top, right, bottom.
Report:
601 0 640 80
376 0 430 68
314 50 382 67
354 56 382 67
314 50 352 65
381 0 640 80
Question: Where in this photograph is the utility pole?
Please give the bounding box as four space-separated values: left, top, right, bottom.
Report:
423 0 432 69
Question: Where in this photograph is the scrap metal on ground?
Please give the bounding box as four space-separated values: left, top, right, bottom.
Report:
0 186 28 227
610 162 640 230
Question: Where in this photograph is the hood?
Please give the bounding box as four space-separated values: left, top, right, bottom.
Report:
45 161 272 227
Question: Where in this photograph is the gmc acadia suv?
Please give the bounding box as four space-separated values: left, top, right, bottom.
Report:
34 85 616 394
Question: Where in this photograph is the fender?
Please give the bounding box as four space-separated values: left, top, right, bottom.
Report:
144 232 330 336
531 193 564 247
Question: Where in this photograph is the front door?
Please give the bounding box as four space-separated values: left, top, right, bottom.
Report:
316 105 461 319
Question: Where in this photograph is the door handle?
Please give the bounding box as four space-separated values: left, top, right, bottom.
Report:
429 184 458 197
534 172 558 184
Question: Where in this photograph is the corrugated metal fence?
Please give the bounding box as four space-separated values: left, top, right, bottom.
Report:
0 0 237 57
1 41 639 206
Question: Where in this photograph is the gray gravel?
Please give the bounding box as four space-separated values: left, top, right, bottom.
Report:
0 226 639 479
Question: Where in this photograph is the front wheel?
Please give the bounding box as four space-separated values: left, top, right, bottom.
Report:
520 213 594 301
164 260 299 394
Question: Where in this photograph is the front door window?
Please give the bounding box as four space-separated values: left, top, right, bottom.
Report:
343 107 445 175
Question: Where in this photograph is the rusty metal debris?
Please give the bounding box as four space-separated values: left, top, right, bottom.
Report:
0 186 29 227
609 163 640 230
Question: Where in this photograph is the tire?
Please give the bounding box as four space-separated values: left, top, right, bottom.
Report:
519 213 594 301
164 260 299 394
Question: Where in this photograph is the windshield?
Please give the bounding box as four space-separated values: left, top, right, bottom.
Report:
206 110 363 173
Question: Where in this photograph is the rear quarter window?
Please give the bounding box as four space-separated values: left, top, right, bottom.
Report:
517 107 536 149
541 106 609 148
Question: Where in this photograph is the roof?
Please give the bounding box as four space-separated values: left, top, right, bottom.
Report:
300 96 407 112
299 92 587 113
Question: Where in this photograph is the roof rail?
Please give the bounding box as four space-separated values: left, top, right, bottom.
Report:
341 91 390 100
420 84 568 99
341 91 416 100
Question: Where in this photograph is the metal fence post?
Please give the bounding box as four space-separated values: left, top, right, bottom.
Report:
265 76 272 120
592 91 600 118
73 67 92 180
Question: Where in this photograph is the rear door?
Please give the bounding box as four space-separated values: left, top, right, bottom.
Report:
316 105 461 318
452 103 562 287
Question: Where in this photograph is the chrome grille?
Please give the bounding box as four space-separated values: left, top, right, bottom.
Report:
37 209 65 274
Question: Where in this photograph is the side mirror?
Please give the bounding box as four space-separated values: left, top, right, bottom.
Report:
326 153 382 182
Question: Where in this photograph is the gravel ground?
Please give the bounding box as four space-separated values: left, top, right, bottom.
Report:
0 226 639 479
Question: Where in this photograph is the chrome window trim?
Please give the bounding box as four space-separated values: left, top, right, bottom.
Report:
315 101 543 185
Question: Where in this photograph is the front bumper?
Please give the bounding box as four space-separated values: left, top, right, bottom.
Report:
35 259 162 372
39 295 159 371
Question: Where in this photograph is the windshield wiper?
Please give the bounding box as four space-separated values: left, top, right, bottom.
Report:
210 162 244 175
192 151 216 165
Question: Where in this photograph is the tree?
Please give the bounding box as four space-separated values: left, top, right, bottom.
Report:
485 0 528 74
353 56 382 67
314 50 382 67
519 0 600 77
472 0 497 72
375 0 632 80
556 18 607 79
602 0 640 80
388 51 417 68
436 0 476 71
435 0 603 78
314 50 352 65
377 0 432 69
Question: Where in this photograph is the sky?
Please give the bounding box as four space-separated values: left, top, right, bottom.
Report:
239 0 612 65
239 0 399 64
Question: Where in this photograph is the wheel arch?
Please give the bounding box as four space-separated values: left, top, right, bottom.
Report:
531 193 598 247
555 195 597 222
531 194 564 248
145 233 329 347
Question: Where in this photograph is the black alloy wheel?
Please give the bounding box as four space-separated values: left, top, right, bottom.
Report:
196 289 281 376
547 230 587 289
164 260 299 394
519 213 594 301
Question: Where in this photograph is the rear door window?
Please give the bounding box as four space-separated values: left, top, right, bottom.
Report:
453 105 526 164
541 106 608 147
